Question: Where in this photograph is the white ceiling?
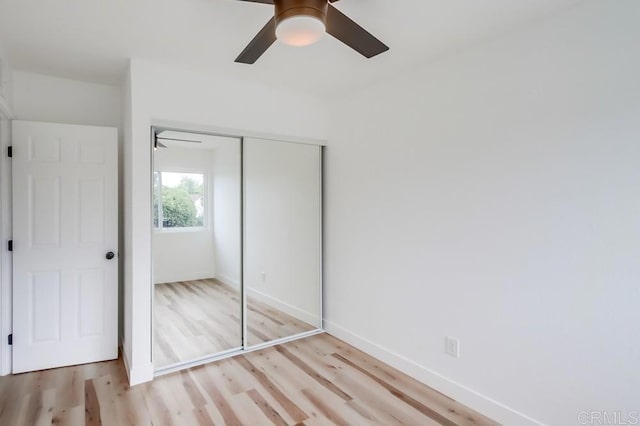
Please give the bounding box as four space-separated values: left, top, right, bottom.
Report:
0 0 582 98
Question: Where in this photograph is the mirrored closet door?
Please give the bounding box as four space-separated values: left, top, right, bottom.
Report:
152 130 322 372
153 130 242 369
243 138 322 347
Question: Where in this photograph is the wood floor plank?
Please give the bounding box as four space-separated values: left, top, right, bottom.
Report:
327 334 496 426
328 358 443 425
0 333 499 426
300 387 351 426
91 374 119 426
51 404 84 426
247 348 317 396
154 278 315 367
333 352 459 426
276 345 352 401
189 365 244 425
84 379 101 425
234 356 309 423
192 404 216 426
224 391 267 425
244 347 355 425
115 386 152 426
180 370 208 408
246 388 289 426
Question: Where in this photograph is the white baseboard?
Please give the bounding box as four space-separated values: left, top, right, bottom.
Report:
121 341 131 380
215 273 240 289
323 320 545 426
121 340 153 386
247 288 318 326
128 362 154 386
154 272 214 284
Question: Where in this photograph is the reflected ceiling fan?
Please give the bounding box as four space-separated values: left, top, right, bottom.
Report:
153 130 202 150
235 0 389 64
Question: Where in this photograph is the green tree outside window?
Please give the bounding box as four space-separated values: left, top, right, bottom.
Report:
154 172 205 229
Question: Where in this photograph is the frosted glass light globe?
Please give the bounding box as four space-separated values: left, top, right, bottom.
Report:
276 16 326 47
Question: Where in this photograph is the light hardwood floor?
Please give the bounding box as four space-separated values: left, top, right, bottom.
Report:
0 333 498 425
155 279 316 368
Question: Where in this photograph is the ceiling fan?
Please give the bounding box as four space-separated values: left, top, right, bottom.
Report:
153 130 202 150
235 0 389 64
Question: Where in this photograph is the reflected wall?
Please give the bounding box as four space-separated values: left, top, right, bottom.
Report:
244 138 322 347
153 130 242 369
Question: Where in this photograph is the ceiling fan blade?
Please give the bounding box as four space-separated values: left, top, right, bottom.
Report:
157 137 202 144
236 0 273 4
235 17 277 64
326 4 389 59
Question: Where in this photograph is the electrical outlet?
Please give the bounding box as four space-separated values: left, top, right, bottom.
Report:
260 272 266 282
445 336 459 358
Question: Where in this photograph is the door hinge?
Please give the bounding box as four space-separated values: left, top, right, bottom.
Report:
7 146 12 158
7 334 12 345
7 240 12 252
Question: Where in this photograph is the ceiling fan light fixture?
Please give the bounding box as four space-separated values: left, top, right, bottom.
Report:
276 15 325 47
234 0 389 65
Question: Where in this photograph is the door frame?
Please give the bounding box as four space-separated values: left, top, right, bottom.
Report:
0 97 13 375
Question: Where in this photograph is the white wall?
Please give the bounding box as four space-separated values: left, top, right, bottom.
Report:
0 40 12 110
153 147 216 284
12 71 120 128
123 58 328 384
244 138 321 327
212 141 241 288
0 53 11 111
325 1 640 425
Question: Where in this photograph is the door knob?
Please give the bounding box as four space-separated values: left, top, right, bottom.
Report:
105 251 115 260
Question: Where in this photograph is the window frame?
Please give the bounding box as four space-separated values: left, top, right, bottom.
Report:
154 168 208 233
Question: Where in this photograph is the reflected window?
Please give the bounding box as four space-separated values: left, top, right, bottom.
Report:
154 171 205 230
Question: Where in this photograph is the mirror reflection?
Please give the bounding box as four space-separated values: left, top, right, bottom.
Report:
153 131 323 368
153 130 242 368
244 138 322 346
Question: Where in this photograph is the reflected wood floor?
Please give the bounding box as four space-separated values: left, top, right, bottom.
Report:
155 279 315 368
0 333 498 425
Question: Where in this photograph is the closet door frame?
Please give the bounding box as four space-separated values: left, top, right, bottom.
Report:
150 123 325 377
242 137 323 351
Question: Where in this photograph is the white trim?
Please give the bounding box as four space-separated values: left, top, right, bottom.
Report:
0 105 12 376
318 145 323 332
154 226 206 234
154 329 324 377
0 98 11 121
153 272 214 285
323 320 545 426
154 346 242 377
245 328 324 351
122 337 154 386
151 119 327 147
128 362 154 386
147 122 326 384
215 273 240 289
247 287 319 327
241 136 247 350
121 340 131 379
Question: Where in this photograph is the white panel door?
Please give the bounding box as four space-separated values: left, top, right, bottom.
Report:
11 120 118 373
